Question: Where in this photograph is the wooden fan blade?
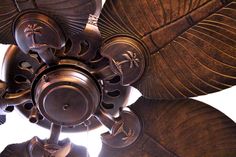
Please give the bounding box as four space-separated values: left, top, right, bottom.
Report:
0 0 101 45
99 0 236 99
99 97 236 157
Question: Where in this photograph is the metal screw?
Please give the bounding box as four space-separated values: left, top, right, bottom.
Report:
43 75 49 82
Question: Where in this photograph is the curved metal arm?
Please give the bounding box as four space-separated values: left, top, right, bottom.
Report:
34 48 58 66
94 106 116 132
94 106 141 149
0 89 31 111
92 65 116 81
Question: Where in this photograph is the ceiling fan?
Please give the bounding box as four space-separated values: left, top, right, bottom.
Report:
0 0 236 156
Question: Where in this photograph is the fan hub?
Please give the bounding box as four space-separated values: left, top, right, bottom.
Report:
33 66 100 126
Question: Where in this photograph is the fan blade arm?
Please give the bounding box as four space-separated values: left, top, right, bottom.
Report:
0 137 89 157
99 0 236 99
99 97 236 157
94 106 141 148
0 89 31 112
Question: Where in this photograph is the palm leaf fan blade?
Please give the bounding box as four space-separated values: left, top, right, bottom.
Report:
98 0 236 99
99 97 236 157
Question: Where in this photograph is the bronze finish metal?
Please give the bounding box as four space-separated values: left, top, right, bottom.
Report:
99 98 236 157
0 0 101 44
0 0 235 156
101 37 147 86
95 107 141 148
33 65 100 126
47 124 62 145
0 137 88 157
0 89 31 111
14 12 65 65
99 0 236 99
2 44 130 132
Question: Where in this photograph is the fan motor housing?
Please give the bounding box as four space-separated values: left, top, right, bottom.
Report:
33 63 101 126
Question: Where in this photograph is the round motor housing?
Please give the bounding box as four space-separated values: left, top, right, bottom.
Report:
33 66 101 126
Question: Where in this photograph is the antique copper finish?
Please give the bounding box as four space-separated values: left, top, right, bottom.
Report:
101 37 147 86
95 107 141 148
0 85 31 124
33 65 100 126
1 137 88 157
14 12 65 65
0 89 31 111
2 45 131 132
2 29 131 133
99 98 236 157
0 0 101 44
47 124 62 145
99 0 236 99
0 0 236 156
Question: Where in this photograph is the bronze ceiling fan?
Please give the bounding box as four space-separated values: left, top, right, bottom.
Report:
0 0 236 156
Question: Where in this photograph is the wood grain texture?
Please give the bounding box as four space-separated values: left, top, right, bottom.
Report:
99 0 236 99
0 141 28 157
99 98 236 157
36 0 98 37
0 0 99 45
0 1 18 44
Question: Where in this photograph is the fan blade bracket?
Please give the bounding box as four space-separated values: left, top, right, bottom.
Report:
70 14 103 62
95 107 141 149
0 88 30 125
101 36 148 86
0 89 31 113
99 0 236 99
0 137 86 157
14 12 65 66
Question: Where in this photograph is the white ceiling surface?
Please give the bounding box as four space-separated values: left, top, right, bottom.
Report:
0 0 236 156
